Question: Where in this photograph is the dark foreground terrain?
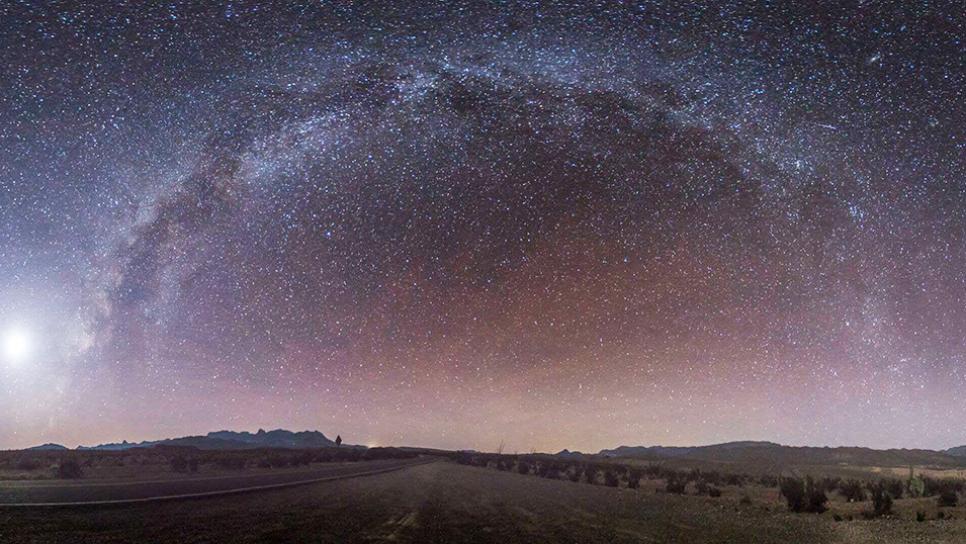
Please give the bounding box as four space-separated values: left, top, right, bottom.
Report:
0 457 428 505
3 460 965 544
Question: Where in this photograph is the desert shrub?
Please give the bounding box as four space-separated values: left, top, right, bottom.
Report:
703 470 722 486
818 476 841 493
627 469 642 489
725 473 744 487
883 478 904 499
269 455 290 468
781 477 826 513
170 455 188 472
188 457 199 472
869 483 893 517
583 464 597 484
740 495 753 505
213 455 246 470
15 456 41 471
924 477 964 498
938 511 946 520
806 477 829 513
938 490 959 508
833 514 843 522
665 477 687 494
708 486 722 498
759 474 778 487
56 459 83 479
568 468 581 482
916 511 926 522
694 480 709 495
546 463 562 479
838 479 865 502
604 470 619 487
517 461 531 475
780 478 806 512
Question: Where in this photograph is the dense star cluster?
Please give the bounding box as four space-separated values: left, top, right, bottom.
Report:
0 1 963 452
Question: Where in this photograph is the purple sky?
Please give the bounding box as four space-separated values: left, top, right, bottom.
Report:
1 1 964 452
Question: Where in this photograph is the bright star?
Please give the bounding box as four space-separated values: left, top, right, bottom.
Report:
2 327 33 366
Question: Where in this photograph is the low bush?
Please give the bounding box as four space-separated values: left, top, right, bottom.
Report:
781 477 826 513
15 456 41 471
627 469 641 489
838 479 865 502
170 455 188 472
56 459 83 479
938 490 958 508
666 477 687 494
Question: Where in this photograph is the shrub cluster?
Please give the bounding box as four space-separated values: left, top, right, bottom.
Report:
448 451 766 498
938 490 959 508
0 444 427 481
779 476 827 513
868 482 894 517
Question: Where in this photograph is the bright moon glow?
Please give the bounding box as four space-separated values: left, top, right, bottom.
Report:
2 327 32 365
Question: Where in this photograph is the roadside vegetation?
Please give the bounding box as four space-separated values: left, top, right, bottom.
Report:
450 451 966 522
0 446 425 481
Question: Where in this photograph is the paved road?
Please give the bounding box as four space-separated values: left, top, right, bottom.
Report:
0 457 434 506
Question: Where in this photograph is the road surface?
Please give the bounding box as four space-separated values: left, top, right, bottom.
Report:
0 457 435 506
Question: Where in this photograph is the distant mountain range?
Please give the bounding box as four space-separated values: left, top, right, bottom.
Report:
946 445 966 458
24 433 966 464
28 429 342 451
598 441 966 467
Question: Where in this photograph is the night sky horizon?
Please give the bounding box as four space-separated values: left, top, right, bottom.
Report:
1 1 964 453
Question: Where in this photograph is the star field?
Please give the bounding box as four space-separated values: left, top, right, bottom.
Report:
0 1 963 452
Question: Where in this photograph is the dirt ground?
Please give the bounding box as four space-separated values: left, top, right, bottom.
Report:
2 461 965 543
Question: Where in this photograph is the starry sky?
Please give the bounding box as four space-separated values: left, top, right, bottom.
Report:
1 1 964 452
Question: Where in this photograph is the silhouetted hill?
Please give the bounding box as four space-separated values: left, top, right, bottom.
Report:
205 429 337 448
76 429 339 451
946 445 966 457
555 449 587 458
598 441 966 468
26 443 68 451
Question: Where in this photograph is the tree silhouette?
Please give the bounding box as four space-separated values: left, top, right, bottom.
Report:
335 435 342 447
